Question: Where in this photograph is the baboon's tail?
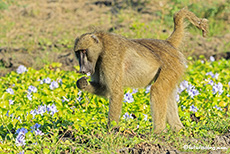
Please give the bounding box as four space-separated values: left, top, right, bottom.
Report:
167 8 208 48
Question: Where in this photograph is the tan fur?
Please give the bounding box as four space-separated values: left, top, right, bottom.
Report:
74 8 208 132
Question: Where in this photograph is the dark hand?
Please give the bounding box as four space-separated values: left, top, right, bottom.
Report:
76 77 89 89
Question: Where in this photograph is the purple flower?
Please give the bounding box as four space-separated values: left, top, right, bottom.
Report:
143 114 148 121
6 88 14 95
31 123 44 136
15 128 27 146
39 79 44 84
123 92 134 103
47 103 58 115
58 79 63 85
206 71 219 79
27 93 32 101
176 94 180 102
30 109 37 119
210 56 215 62
178 80 189 93
43 77 51 84
187 88 199 98
214 105 222 111
228 82 230 87
62 96 70 102
16 65 27 74
132 88 138 94
34 129 44 136
49 81 59 90
181 105 186 111
15 132 26 146
19 151 24 154
77 96 82 102
206 79 214 86
16 128 28 135
145 85 151 93
37 105 47 116
123 112 133 120
212 82 223 95
9 99 14 105
6 110 9 117
185 84 199 98
28 85 37 93
189 105 198 112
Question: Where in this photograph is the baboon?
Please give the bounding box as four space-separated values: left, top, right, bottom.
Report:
74 8 208 133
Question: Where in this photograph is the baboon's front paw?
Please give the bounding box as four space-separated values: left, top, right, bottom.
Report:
76 77 88 89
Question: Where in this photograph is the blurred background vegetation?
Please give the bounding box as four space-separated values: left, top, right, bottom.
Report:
0 0 230 75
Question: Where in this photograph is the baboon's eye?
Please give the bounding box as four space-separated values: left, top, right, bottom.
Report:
74 51 80 58
82 49 86 54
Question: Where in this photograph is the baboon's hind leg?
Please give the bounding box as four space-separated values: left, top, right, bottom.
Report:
167 87 184 131
150 71 171 133
150 68 182 133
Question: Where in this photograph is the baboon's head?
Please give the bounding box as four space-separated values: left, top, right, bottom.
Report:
74 33 103 75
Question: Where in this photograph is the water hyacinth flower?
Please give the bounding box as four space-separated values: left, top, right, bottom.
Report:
31 123 44 136
176 94 180 102
37 104 47 116
47 103 58 115
123 92 134 103
19 151 24 154
15 132 26 146
86 72 91 76
15 127 28 146
206 71 219 79
6 110 9 117
143 114 148 121
58 78 63 85
16 128 28 135
43 77 51 84
6 88 14 95
181 105 186 111
210 56 215 62
179 81 199 98
30 109 37 119
16 65 27 74
49 81 59 90
123 112 133 120
132 88 138 94
28 85 37 93
189 105 198 112
62 96 70 102
30 103 58 118
206 79 214 86
77 96 82 102
178 80 189 93
228 81 230 87
9 99 14 105
212 82 224 95
27 93 32 101
34 129 44 136
145 85 151 93
214 105 222 111
187 88 199 98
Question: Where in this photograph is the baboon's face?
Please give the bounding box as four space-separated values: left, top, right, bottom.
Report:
74 34 102 75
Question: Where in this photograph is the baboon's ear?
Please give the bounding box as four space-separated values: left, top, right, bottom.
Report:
91 35 99 43
74 37 79 49
74 37 79 45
